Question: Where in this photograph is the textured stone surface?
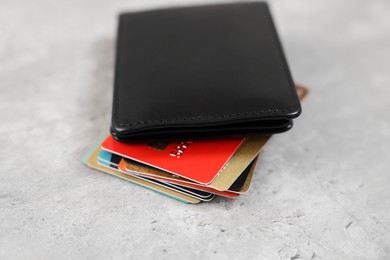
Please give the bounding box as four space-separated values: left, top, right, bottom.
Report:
1 0 389 259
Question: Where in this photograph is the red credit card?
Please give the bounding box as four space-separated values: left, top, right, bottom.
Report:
101 135 243 184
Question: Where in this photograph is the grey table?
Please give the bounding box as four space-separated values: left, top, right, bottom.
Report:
1 0 389 259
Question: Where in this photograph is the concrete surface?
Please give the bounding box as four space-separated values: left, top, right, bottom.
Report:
1 0 389 259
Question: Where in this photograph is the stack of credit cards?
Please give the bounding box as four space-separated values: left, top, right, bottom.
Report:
83 86 307 204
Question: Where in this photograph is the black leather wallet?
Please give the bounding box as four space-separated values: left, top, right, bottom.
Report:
111 2 301 142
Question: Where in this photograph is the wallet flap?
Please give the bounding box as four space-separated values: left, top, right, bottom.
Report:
111 2 301 141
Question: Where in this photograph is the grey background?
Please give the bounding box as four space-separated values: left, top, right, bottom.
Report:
1 0 389 259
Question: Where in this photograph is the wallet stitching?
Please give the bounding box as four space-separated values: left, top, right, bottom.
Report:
115 7 299 127
116 108 297 126
115 16 125 127
263 4 299 105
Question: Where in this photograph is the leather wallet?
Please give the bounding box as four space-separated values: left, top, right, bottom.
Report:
111 2 301 142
